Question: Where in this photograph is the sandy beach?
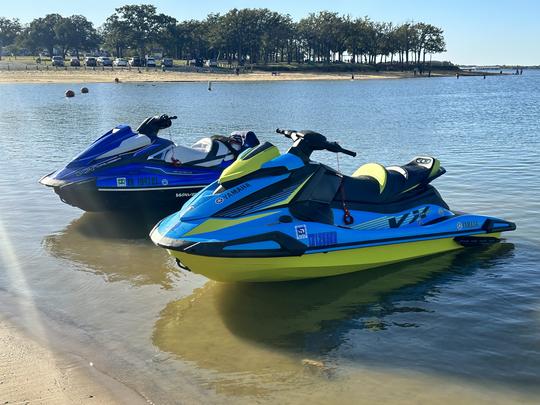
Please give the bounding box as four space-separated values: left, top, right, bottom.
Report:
0 316 146 405
0 68 453 84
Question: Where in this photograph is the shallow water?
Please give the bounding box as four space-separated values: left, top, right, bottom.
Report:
0 72 539 403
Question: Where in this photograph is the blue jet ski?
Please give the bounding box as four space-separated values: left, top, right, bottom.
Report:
40 114 259 213
150 129 516 282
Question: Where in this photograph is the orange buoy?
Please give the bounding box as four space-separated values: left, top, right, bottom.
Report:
65 89 75 98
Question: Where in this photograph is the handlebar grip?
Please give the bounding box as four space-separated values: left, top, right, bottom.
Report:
276 128 297 138
341 149 357 157
170 116 177 120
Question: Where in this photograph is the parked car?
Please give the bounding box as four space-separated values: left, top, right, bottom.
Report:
188 58 204 67
51 56 65 67
85 57 97 67
146 57 156 68
98 56 112 66
161 57 173 67
205 59 218 67
129 56 142 67
70 57 80 67
113 58 128 67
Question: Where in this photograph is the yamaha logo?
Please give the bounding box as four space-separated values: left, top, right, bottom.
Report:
215 197 224 204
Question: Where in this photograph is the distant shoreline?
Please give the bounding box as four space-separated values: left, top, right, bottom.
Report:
0 69 467 84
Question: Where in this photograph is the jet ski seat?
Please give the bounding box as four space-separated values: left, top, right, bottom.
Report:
342 156 445 204
164 131 259 168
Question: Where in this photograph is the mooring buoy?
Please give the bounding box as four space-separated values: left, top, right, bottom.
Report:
65 89 75 98
81 87 89 94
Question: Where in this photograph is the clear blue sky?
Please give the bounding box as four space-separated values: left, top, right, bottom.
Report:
3 0 539 65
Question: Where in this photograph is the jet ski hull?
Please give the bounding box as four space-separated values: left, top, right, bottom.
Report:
166 233 500 282
48 179 204 213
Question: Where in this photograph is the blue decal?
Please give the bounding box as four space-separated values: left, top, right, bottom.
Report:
308 231 338 247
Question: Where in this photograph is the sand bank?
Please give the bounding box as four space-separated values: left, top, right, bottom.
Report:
0 69 451 84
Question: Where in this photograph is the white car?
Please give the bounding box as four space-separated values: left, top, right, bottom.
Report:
114 58 128 67
146 57 156 68
98 56 112 66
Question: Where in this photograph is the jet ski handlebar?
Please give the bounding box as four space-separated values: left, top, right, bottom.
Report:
276 128 356 158
137 114 177 137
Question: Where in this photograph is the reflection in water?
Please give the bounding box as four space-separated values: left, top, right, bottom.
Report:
153 244 515 393
42 212 180 288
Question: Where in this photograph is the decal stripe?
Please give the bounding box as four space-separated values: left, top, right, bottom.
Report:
98 185 206 192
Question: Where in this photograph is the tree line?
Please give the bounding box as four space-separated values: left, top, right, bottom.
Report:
0 4 446 68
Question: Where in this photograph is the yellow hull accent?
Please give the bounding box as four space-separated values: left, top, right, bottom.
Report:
168 234 500 282
219 145 280 184
184 211 276 236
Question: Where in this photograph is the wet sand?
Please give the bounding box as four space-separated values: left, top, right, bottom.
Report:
0 317 146 404
0 69 452 84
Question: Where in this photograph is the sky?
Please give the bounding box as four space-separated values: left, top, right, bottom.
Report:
2 0 539 65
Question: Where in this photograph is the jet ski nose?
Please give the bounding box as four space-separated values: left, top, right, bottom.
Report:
39 171 67 187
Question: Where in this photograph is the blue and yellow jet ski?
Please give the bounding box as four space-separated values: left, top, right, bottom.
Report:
150 129 516 282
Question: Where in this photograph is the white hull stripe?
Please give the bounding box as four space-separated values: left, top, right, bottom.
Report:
97 185 206 192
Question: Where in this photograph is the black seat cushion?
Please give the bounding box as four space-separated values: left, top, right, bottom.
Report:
338 156 445 205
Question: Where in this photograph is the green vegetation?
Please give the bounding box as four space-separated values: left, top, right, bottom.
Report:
0 4 447 70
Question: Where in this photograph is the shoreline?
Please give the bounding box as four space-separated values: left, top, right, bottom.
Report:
2 299 538 405
0 69 456 84
0 291 148 405
0 317 146 404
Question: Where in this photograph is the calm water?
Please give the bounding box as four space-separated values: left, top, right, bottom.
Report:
0 72 539 403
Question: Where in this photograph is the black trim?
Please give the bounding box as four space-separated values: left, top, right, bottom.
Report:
166 231 308 257
482 218 517 233
243 141 275 159
454 236 500 247
218 166 290 190
422 214 459 226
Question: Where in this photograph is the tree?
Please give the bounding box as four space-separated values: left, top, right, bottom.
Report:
101 15 130 57
423 25 446 67
4 7 448 67
24 14 62 57
0 17 21 60
67 15 99 57
109 4 160 56
54 16 75 57
155 14 178 57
